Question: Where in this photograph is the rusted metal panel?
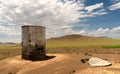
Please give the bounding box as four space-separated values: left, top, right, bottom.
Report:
22 25 46 60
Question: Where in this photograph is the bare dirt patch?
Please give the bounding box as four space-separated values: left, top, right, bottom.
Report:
0 53 120 74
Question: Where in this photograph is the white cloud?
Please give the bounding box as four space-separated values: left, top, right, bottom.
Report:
0 0 85 42
83 2 108 17
85 3 103 12
111 26 120 32
0 0 110 42
78 30 86 35
90 9 108 16
109 2 120 10
0 25 20 35
85 26 120 38
66 29 87 36
111 0 120 3
0 0 83 25
96 28 110 34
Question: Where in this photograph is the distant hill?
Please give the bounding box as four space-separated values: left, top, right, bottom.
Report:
46 34 118 48
47 34 110 41
0 42 17 44
4 42 17 44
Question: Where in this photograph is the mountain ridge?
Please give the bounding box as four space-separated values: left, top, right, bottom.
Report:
47 34 110 41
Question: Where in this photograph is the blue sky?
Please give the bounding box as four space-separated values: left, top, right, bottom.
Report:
83 0 120 29
0 0 120 42
72 0 120 29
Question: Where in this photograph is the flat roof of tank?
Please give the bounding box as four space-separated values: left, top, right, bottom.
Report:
22 25 45 28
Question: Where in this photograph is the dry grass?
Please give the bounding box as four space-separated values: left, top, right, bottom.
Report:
0 35 120 74
0 44 21 60
46 36 120 48
0 35 120 60
0 44 21 50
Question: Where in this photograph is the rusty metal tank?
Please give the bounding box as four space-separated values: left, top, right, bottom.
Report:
22 25 46 60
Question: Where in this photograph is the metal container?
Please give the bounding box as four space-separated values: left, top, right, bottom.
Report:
22 25 46 60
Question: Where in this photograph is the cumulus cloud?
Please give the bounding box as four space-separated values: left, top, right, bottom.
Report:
0 0 85 41
90 9 108 16
86 26 120 38
109 2 120 10
0 25 20 35
0 0 84 25
83 3 108 17
78 30 86 35
85 3 103 12
111 26 120 32
0 0 110 42
96 28 110 34
111 0 120 3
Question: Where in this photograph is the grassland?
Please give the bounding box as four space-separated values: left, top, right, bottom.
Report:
46 35 120 49
1 35 120 49
0 34 120 60
0 44 21 60
1 38 120 50
0 35 120 74
0 44 21 50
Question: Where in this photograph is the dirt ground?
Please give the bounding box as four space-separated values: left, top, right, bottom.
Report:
0 52 120 74
1 35 120 74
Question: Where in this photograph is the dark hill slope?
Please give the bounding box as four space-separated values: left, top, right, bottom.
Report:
47 34 110 41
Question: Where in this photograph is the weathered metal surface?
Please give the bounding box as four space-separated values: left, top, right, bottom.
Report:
22 25 46 60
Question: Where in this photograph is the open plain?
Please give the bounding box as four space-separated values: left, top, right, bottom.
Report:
0 34 120 74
